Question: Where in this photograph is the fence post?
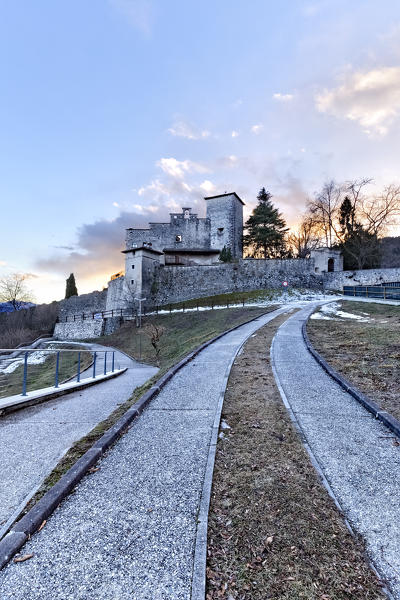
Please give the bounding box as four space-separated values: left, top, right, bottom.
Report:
197 302 199 311
169 304 172 314
384 287 387 300
93 352 97 378
103 351 107 375
55 351 60 388
212 302 214 310
112 351 115 372
77 351 81 382
242 298 245 307
22 352 28 396
82 313 85 321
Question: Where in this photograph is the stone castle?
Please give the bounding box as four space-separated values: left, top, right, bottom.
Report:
54 191 400 339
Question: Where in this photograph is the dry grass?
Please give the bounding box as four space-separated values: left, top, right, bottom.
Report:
207 314 386 599
307 301 400 421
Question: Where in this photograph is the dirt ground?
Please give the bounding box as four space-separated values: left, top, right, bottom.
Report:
307 301 400 421
206 313 386 599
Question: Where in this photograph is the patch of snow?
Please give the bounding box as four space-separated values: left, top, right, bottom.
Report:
220 419 231 430
312 301 370 322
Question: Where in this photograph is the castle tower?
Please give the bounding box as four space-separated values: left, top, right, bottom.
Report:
204 192 244 258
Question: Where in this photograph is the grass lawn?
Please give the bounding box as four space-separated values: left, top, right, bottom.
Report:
95 306 276 371
0 344 92 400
307 300 400 421
207 314 386 599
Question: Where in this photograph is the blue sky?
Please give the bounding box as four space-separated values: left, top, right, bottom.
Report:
1 0 400 302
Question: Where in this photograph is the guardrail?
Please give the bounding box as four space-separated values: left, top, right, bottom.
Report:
57 308 138 323
343 285 400 300
0 348 116 397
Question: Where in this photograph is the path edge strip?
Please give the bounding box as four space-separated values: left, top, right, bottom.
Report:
302 320 400 440
0 308 277 571
270 323 395 600
190 306 294 600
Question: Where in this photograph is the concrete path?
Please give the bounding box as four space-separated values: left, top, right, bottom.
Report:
271 307 400 598
0 344 158 539
0 306 294 600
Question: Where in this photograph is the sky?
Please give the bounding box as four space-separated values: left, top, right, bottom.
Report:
1 0 400 303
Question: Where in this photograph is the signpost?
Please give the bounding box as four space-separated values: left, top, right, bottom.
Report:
134 297 146 329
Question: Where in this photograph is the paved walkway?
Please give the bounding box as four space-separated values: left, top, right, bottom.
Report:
0 344 158 539
0 307 293 600
272 307 400 598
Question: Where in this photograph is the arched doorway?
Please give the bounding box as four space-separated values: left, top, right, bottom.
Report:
328 258 334 272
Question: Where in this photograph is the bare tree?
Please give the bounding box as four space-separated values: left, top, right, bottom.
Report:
287 214 322 258
361 184 400 236
0 273 35 310
307 180 342 247
142 321 165 366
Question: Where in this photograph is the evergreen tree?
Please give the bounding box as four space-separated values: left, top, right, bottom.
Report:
219 246 233 262
65 273 78 298
243 188 288 258
338 197 381 269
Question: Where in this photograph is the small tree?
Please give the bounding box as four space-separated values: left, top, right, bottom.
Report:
219 246 233 262
0 273 34 310
243 188 288 258
65 273 78 298
143 321 165 366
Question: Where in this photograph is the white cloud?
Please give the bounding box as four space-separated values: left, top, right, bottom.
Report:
157 157 209 178
273 93 294 102
167 120 210 140
316 66 400 136
0 260 6 266
231 130 239 138
199 180 216 194
251 124 263 134
112 202 119 207
109 0 154 34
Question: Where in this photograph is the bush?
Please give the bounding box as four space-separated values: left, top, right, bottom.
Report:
0 302 59 348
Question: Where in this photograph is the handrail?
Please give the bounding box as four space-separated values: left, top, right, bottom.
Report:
0 348 117 398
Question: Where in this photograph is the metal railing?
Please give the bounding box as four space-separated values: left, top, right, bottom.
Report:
57 298 252 323
343 285 400 300
0 348 116 398
57 308 137 323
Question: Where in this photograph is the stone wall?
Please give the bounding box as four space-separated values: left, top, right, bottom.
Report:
149 258 322 306
54 320 104 340
58 289 107 319
323 267 400 290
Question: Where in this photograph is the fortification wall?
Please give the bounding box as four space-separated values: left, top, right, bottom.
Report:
150 258 322 305
323 267 400 290
58 289 107 318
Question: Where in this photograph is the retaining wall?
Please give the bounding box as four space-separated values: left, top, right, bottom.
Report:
54 320 104 340
323 267 400 290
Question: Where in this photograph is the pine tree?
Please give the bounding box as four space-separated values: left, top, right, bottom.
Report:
243 188 288 258
65 273 78 298
219 246 233 262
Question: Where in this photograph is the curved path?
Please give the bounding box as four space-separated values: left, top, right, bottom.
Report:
0 306 296 600
271 306 400 598
0 344 158 540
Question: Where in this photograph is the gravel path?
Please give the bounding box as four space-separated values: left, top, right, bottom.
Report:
0 307 293 600
271 306 400 598
0 344 158 538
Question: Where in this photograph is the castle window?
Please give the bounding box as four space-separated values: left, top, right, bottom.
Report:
218 227 224 234
176 235 182 242
131 265 135 269
131 280 134 284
